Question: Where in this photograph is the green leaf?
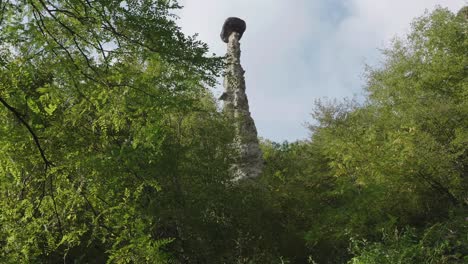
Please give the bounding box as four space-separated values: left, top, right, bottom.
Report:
26 98 40 114
44 103 57 115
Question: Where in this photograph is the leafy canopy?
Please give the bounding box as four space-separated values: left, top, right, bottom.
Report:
0 0 227 262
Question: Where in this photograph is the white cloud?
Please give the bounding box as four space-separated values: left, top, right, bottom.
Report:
177 0 465 142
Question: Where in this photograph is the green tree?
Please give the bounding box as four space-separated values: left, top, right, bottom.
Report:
349 216 468 264
258 6 467 264
303 7 467 263
0 0 226 262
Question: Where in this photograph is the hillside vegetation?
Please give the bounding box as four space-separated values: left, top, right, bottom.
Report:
0 1 466 263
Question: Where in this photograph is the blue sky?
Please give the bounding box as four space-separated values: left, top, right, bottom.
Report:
177 0 465 142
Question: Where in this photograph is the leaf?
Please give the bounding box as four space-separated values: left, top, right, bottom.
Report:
44 103 57 115
26 98 41 114
36 87 49 93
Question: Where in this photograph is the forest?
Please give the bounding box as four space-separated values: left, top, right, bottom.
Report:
0 1 466 263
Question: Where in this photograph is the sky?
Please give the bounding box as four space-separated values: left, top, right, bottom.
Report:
176 0 466 142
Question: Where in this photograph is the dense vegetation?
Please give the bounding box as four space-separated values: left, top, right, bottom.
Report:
0 1 466 263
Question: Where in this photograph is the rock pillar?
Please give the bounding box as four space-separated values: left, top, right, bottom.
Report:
220 17 263 180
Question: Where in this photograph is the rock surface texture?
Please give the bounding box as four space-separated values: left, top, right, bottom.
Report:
220 17 263 180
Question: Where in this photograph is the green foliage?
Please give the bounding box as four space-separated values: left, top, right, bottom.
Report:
349 215 468 264
0 0 228 262
259 7 467 263
0 2 466 263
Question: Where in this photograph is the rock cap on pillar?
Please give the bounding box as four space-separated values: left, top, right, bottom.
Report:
220 17 246 43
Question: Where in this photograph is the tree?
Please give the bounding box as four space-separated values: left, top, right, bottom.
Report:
303 7 467 263
0 0 226 262
254 6 467 263
1 2 466 263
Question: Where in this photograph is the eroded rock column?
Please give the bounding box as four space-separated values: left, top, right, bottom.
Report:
220 17 263 180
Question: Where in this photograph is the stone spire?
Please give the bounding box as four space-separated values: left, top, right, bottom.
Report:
220 17 263 180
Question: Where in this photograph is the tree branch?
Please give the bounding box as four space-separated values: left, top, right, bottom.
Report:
0 96 52 168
